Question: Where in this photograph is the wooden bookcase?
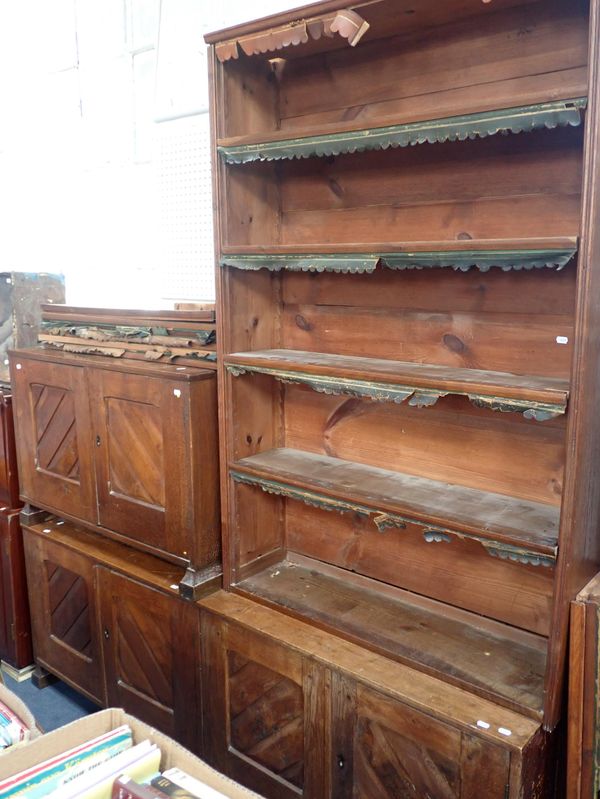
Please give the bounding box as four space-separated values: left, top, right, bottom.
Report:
206 0 600 792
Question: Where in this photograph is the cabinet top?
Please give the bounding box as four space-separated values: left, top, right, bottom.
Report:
8 347 216 382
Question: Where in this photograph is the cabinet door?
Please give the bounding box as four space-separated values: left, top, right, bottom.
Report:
89 369 191 560
332 677 510 799
22 528 104 703
10 357 96 522
98 569 199 750
201 612 330 799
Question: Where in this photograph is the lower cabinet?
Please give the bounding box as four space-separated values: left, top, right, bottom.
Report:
22 519 203 750
200 591 555 799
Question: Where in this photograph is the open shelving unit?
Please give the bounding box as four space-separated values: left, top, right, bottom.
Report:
207 0 600 783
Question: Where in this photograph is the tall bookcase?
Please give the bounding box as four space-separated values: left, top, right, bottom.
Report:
203 0 600 794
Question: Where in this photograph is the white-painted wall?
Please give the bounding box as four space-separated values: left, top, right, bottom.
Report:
0 0 300 308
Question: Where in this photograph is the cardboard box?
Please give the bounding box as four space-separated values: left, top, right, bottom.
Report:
0 683 40 750
0 708 263 797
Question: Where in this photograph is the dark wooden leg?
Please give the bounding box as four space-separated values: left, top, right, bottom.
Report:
179 563 222 601
19 504 51 526
31 665 57 690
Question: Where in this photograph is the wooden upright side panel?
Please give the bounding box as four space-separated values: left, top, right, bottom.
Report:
567 573 600 799
0 511 32 669
546 0 600 728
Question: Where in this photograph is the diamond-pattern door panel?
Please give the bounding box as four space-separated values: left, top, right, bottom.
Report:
32 383 79 480
115 597 173 709
106 398 165 508
46 561 92 655
98 570 199 742
227 651 304 789
355 716 461 799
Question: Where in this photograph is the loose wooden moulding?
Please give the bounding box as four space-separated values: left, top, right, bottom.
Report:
206 0 600 793
215 9 370 63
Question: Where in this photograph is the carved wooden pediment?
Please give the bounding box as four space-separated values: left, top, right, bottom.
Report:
215 9 370 63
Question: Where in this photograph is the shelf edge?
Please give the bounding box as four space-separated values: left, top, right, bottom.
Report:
230 467 557 566
218 98 588 163
225 362 567 422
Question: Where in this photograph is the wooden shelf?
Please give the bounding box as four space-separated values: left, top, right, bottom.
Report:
235 558 546 717
226 349 569 421
219 240 578 275
230 448 559 565
218 98 587 164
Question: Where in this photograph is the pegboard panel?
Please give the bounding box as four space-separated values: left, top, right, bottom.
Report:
156 112 215 301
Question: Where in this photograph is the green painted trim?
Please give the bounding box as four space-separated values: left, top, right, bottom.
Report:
230 469 557 568
225 363 567 421
219 254 379 273
219 248 577 274
219 98 587 163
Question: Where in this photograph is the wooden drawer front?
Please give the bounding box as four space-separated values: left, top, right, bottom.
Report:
10 358 95 522
22 530 104 703
202 613 329 799
98 569 199 749
335 680 510 799
89 369 190 560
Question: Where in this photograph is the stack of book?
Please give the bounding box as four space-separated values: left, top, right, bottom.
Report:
0 726 229 798
0 697 33 751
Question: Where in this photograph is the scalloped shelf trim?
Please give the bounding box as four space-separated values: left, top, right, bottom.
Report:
230 469 557 568
219 98 587 163
219 248 577 274
225 363 567 421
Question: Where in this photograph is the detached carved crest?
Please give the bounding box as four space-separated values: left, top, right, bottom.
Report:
215 9 370 62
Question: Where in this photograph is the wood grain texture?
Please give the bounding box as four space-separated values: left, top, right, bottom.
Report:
284 387 565 508
226 349 569 405
201 590 543 749
566 572 600 798
232 448 559 554
201 592 550 798
9 357 97 524
0 392 23 510
280 258 577 316
99 568 200 748
224 128 583 249
282 305 573 379
237 561 546 717
278 1 588 133
201 610 308 799
544 0 600 729
285 501 553 635
0 511 32 669
228 651 304 788
22 528 105 704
